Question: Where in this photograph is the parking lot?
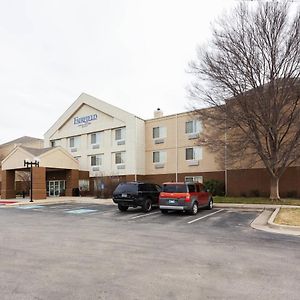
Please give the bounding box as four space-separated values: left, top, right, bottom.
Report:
1 202 300 300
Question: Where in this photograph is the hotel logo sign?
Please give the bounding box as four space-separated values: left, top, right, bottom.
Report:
74 114 98 127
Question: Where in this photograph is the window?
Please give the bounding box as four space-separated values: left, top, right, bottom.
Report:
185 147 202 160
185 176 203 183
186 148 194 160
69 136 80 148
187 184 196 193
185 120 202 134
115 127 125 141
91 132 100 145
79 179 89 191
152 151 166 163
115 152 125 164
91 155 102 166
152 126 166 139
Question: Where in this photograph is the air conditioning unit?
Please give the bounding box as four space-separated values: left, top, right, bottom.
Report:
188 160 199 166
188 133 199 140
70 148 77 152
92 167 100 171
117 140 125 145
92 144 100 149
154 163 165 169
154 138 165 144
117 164 125 169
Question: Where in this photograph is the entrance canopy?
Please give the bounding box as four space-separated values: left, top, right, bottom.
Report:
1 146 79 200
1 146 78 171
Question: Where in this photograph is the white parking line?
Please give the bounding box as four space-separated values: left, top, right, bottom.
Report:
188 209 225 224
130 211 161 220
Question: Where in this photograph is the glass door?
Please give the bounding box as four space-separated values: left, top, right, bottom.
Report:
47 180 66 197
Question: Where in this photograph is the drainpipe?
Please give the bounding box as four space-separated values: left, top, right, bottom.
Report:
176 114 178 182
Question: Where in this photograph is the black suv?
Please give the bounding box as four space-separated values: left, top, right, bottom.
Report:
112 182 161 212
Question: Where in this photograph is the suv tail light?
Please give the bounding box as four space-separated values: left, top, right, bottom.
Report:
185 194 191 202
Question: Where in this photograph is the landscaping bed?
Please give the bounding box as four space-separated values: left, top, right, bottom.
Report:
214 196 300 206
274 208 300 226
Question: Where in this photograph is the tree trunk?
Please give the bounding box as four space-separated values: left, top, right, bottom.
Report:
270 176 280 200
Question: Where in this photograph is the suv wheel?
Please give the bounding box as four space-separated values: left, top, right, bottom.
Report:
118 204 128 212
160 209 168 214
189 202 198 215
206 198 213 210
142 199 152 213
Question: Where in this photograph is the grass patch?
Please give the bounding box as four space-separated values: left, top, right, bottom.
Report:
214 196 300 206
274 208 300 226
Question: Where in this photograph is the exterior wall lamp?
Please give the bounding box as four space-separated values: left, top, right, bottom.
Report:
24 158 40 202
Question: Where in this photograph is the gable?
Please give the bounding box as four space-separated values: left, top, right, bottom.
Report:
49 103 126 140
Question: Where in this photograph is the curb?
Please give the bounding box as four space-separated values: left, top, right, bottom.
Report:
251 208 300 237
268 207 300 233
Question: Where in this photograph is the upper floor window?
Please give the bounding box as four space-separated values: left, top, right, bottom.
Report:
185 120 202 134
115 151 125 164
152 126 167 140
115 127 125 141
90 132 102 149
153 151 167 163
91 154 102 166
69 136 80 149
185 147 202 160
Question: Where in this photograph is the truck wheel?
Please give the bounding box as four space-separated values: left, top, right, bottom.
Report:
189 202 198 215
118 204 128 212
142 199 152 213
206 198 213 210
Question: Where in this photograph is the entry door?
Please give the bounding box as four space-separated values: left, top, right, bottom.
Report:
54 181 60 196
49 181 55 197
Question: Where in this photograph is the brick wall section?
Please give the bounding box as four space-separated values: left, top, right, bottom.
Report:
1 170 16 199
32 167 46 200
227 167 300 197
65 169 79 196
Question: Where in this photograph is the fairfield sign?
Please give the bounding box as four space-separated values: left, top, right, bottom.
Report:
74 114 98 127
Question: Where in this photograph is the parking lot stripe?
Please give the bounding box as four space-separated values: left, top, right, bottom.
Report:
130 211 161 219
188 209 225 224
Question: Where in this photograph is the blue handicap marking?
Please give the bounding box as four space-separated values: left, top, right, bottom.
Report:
66 209 98 214
18 205 44 209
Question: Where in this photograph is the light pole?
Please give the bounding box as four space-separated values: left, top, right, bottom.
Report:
24 159 40 202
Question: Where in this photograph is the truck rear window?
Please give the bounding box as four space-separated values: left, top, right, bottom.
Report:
114 183 138 194
162 184 187 193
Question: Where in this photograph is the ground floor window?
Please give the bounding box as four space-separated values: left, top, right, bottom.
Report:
79 179 89 191
185 176 203 183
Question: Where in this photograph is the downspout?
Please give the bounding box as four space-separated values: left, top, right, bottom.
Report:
176 114 178 182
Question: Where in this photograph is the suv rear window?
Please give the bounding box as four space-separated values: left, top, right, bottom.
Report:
114 183 138 194
162 184 187 193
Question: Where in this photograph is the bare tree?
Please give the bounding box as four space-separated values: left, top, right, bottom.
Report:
17 171 31 196
188 2 300 200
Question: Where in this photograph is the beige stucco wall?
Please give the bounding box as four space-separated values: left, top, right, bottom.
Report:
145 113 223 175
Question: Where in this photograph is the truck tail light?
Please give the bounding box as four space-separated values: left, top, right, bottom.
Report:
185 194 191 202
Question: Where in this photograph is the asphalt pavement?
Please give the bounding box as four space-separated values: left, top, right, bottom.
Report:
0 203 300 300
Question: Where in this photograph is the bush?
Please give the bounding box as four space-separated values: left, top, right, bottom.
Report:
249 189 260 197
286 191 298 198
204 180 225 196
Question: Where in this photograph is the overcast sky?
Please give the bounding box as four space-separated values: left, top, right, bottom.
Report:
0 0 268 144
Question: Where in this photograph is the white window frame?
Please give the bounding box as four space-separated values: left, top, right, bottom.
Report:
90 132 101 145
185 120 202 134
185 147 202 160
90 154 102 167
69 136 80 148
185 176 203 183
152 151 167 163
115 151 125 165
115 127 126 141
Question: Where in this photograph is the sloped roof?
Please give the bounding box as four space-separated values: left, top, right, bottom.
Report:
0 136 43 148
20 146 54 157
